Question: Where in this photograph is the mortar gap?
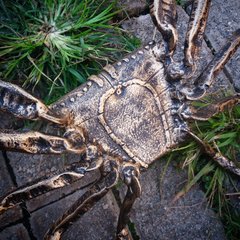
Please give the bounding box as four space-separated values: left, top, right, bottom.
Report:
0 219 24 232
182 3 235 89
112 185 140 240
2 151 17 186
127 220 140 240
2 151 37 240
31 178 97 213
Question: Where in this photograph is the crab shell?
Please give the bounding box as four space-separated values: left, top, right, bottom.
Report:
51 42 186 168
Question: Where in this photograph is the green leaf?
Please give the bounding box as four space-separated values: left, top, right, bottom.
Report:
68 68 86 84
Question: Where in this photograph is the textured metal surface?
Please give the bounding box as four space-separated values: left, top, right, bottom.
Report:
51 42 183 167
0 0 240 239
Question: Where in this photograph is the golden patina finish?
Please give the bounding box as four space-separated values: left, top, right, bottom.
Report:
0 1 240 240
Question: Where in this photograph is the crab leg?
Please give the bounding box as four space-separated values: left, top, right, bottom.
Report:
149 0 178 56
183 129 240 177
0 157 103 214
0 130 84 154
0 80 69 125
116 165 141 240
182 29 240 100
44 161 119 240
181 95 240 121
184 0 211 72
0 171 84 214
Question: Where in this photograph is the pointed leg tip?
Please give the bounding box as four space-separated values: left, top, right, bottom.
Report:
0 200 14 215
44 230 62 240
0 206 7 215
116 228 132 240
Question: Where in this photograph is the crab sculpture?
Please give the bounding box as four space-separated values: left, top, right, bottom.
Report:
0 0 240 239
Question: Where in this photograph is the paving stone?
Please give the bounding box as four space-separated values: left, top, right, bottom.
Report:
0 114 25 232
129 160 226 240
205 0 240 90
30 190 119 240
0 224 30 240
0 153 23 229
62 191 119 240
121 7 234 97
0 206 23 230
117 0 148 18
120 5 229 240
0 112 21 130
0 153 14 201
0 113 11 129
7 152 70 186
1 2 239 240
6 152 120 239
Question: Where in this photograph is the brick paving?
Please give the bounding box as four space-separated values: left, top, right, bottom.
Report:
0 1 239 239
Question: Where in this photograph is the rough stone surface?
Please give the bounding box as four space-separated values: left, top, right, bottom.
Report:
7 152 69 186
122 7 234 96
62 192 119 240
0 153 14 200
0 134 23 230
0 224 30 240
129 160 226 240
0 2 239 240
117 0 148 18
205 0 240 90
3 151 120 239
31 190 119 240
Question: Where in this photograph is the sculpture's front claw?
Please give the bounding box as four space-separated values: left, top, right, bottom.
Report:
0 80 69 125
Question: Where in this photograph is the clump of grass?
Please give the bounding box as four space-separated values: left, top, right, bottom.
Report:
176 0 183 6
0 0 140 102
169 102 240 239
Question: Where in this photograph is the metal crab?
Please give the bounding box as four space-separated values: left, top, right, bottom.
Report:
0 0 240 239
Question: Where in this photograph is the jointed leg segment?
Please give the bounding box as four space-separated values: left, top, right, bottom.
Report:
116 165 141 240
185 129 240 177
44 160 120 240
150 0 178 55
181 29 240 100
184 0 211 72
181 95 240 121
0 150 104 214
0 170 86 214
0 130 84 154
0 80 70 125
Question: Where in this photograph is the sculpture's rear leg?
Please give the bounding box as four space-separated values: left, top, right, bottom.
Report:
184 129 240 177
44 160 119 240
0 160 102 214
116 166 141 240
181 95 240 121
0 170 84 214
